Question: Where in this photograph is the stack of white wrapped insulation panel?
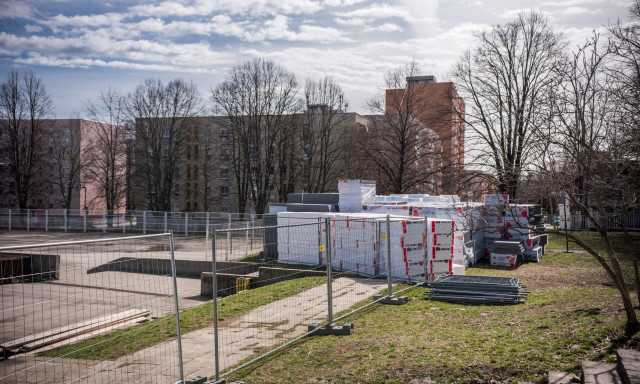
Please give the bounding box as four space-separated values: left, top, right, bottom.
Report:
275 211 459 283
338 179 376 213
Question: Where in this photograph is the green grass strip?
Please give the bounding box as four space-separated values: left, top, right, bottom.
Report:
39 276 326 361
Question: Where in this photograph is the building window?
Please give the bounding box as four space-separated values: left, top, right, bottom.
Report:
174 184 180 197
220 166 229 180
194 146 199 159
194 166 198 178
220 127 228 141
186 189 191 199
221 146 230 160
186 165 191 179
194 202 198 211
186 202 191 211
186 145 191 160
220 185 229 198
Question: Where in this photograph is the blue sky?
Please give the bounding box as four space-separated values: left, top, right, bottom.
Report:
0 0 631 117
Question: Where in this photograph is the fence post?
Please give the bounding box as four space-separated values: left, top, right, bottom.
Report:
373 215 408 305
225 212 233 261
169 232 184 383
211 230 221 381
244 221 249 257
205 223 209 260
122 211 126 233
185 213 188 236
325 217 333 325
317 217 323 265
164 212 168 233
45 210 48 232
64 209 67 232
143 211 147 234
27 209 30 231
8 209 11 231
102 211 106 233
251 214 255 251
83 209 87 233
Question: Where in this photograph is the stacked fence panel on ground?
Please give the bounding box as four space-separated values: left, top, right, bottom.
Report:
0 233 183 384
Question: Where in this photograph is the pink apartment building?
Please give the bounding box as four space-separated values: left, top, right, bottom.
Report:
0 119 127 211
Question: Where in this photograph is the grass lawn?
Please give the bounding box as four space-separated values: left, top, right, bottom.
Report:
226 236 640 384
546 231 640 256
39 276 326 360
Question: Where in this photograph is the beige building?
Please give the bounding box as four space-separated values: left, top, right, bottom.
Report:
130 112 372 213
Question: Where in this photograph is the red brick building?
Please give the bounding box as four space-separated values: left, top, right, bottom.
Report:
385 76 465 195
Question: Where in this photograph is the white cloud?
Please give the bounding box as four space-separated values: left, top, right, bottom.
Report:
25 25 43 33
241 15 351 43
129 0 323 18
365 23 403 32
42 12 126 32
1 1 35 19
562 6 600 15
336 3 413 20
335 17 367 26
323 0 369 6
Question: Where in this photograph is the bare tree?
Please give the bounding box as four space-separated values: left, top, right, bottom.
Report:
128 79 202 212
212 58 300 214
364 60 448 194
0 69 53 208
299 77 350 193
50 120 86 211
84 89 128 223
607 1 640 320
539 33 639 331
451 11 566 199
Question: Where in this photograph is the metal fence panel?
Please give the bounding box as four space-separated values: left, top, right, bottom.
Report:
0 233 183 383
207 216 412 381
0 209 265 236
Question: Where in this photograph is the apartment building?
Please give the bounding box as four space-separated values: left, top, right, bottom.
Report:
129 112 372 213
385 75 465 195
0 119 126 211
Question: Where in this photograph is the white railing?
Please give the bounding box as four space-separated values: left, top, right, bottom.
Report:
543 211 640 230
0 208 262 236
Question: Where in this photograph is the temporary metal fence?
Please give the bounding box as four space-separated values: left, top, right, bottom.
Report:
0 233 184 384
543 211 640 230
205 215 422 382
0 209 261 236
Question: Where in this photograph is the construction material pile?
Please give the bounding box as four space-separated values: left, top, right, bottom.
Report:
276 211 463 283
423 275 528 305
475 195 547 264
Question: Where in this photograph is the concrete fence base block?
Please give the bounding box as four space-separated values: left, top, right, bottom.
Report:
204 379 227 384
185 376 207 384
307 322 354 336
373 294 409 305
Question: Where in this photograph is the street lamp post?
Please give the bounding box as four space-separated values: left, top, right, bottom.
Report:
77 183 87 212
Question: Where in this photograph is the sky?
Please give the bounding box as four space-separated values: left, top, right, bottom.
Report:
0 0 633 118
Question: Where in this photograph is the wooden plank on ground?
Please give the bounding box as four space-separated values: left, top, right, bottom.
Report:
1 309 149 352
